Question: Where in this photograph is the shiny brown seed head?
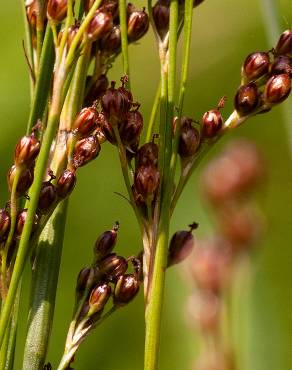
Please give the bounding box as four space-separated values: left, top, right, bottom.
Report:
58 24 79 48
242 52 270 81
16 209 38 237
94 222 119 260
14 134 40 167
120 110 143 145
86 11 113 42
264 73 291 104
113 274 140 306
56 169 76 198
73 135 101 168
98 112 117 144
8 165 34 196
275 29 292 57
234 82 259 116
178 124 200 158
135 142 159 168
100 25 121 55
73 107 99 138
201 109 223 139
152 0 169 39
270 56 292 77
98 253 128 282
88 282 111 315
76 267 92 297
127 8 149 42
85 74 109 107
38 181 57 212
134 165 160 201
47 0 68 22
0 209 10 240
101 81 130 123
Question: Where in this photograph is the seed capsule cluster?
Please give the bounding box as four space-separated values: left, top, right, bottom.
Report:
187 139 265 370
234 30 292 117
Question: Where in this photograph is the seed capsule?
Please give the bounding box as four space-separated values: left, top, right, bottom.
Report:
100 0 119 19
127 8 149 42
14 134 40 167
88 282 111 316
94 222 119 260
98 253 128 281
85 74 109 107
201 109 223 139
86 11 113 42
101 81 130 123
8 165 34 196
270 56 292 77
47 0 68 22
134 165 160 201
98 112 117 144
73 135 101 168
135 142 159 168
0 209 10 240
56 169 76 198
76 267 92 296
73 107 99 138
38 181 57 212
176 118 200 158
242 52 270 81
100 25 121 55
168 223 198 267
264 73 291 104
234 82 259 116
114 274 140 306
120 110 143 145
58 24 79 48
275 30 292 57
152 0 169 39
16 209 38 237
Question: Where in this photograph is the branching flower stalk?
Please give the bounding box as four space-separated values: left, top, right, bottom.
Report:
0 1 291 369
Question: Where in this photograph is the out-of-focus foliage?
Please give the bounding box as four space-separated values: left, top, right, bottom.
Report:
0 1 292 369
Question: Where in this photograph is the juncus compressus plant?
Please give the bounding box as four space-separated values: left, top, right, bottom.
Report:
0 1 291 369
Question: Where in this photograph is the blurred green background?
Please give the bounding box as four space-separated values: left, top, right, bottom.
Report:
1 0 292 369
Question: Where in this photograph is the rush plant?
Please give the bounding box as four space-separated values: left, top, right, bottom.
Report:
0 1 291 370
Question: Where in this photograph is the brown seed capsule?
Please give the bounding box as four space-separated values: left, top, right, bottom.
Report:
234 82 259 116
14 134 40 167
134 165 160 201
201 109 223 139
168 223 198 267
264 73 291 104
177 118 200 158
86 11 113 42
270 56 292 77
76 267 92 297
98 253 128 281
56 169 76 198
8 165 34 196
58 24 79 48
120 110 143 145
275 30 292 57
100 0 119 18
127 8 149 42
117 78 133 111
98 112 117 144
152 0 169 39
242 52 270 81
38 181 57 212
0 209 10 240
94 222 119 260
101 81 130 123
85 74 109 107
73 107 99 138
73 135 101 168
47 0 68 22
88 282 111 316
100 25 121 55
16 209 38 237
135 142 159 168
114 274 140 306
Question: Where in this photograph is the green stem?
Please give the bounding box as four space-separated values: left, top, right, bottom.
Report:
146 83 161 142
144 2 179 370
119 0 131 88
22 201 68 370
0 61 67 349
26 26 54 134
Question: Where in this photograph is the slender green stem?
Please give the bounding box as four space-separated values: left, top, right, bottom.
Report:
144 2 179 370
259 0 292 161
0 61 67 349
26 26 54 134
119 0 131 88
146 83 161 142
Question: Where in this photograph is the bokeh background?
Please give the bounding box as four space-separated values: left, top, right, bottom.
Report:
1 0 292 369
